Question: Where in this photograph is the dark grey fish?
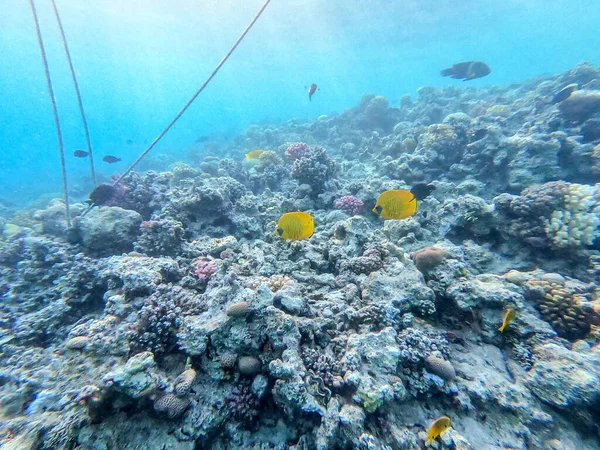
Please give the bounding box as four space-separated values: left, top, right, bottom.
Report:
441 61 491 81
411 183 436 201
102 155 122 163
551 83 581 104
308 83 317 101
471 128 488 142
87 184 116 206
73 150 89 158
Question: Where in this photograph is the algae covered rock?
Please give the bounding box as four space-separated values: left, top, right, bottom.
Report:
103 351 167 398
525 343 600 408
76 206 142 254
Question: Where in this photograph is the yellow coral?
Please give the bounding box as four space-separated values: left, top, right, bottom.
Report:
545 183 600 247
486 105 511 117
524 276 599 340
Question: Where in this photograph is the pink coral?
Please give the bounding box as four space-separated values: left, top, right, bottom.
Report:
193 258 217 281
285 142 310 160
335 195 364 216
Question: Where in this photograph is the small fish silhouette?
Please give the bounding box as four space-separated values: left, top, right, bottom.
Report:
410 183 436 201
551 83 582 104
308 83 317 101
441 61 491 81
73 150 89 158
498 308 516 332
102 155 122 163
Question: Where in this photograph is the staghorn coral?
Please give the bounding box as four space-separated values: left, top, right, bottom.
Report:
335 195 364 216
153 393 190 419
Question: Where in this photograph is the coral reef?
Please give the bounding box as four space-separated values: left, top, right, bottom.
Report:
3 63 600 450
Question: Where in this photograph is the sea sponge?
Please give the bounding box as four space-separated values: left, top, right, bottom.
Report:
544 183 600 247
154 393 190 419
238 356 261 375
174 368 197 397
424 355 456 381
412 247 445 273
227 301 250 318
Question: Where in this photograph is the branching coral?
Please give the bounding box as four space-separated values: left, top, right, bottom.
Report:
335 195 364 216
544 183 600 247
291 146 336 193
508 271 600 340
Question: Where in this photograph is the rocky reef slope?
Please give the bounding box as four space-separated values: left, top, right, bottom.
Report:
1 63 600 449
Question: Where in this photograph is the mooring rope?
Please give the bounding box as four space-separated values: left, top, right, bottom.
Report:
29 0 71 227
110 0 273 188
81 0 273 217
50 0 97 187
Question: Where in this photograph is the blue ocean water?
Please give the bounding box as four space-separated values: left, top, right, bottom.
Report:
0 0 598 204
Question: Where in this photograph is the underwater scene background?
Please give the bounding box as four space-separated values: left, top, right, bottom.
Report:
2 0 600 449
1 0 599 203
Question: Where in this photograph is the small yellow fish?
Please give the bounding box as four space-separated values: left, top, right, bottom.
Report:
245 149 265 159
426 416 451 444
498 308 516 332
372 190 417 219
275 212 314 240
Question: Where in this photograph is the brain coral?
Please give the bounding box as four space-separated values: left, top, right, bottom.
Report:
227 301 250 318
174 368 197 397
424 355 456 381
154 393 190 419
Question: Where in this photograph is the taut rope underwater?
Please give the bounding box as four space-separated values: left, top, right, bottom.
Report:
29 0 72 227
50 0 98 187
81 0 274 217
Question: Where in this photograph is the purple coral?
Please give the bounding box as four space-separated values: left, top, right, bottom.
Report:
225 382 261 426
335 195 364 216
285 142 310 160
290 146 335 193
193 258 216 282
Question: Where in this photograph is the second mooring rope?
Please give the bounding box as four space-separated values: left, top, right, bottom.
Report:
81 0 274 218
50 0 98 187
29 0 71 226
